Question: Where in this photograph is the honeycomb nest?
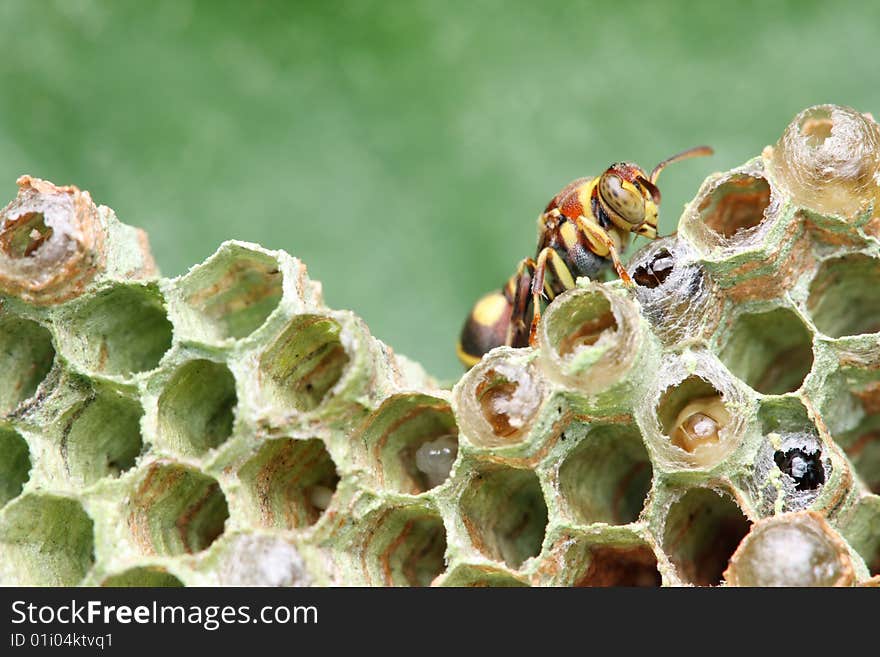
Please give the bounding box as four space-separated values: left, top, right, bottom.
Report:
1 104 880 587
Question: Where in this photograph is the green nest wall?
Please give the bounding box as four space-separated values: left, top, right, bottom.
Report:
0 105 879 587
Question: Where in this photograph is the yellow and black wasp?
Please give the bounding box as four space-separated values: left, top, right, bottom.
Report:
457 146 712 368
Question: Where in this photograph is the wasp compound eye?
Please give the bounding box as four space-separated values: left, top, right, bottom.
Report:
774 447 825 491
633 248 675 288
599 172 646 225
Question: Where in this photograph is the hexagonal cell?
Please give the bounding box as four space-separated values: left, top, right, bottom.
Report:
696 173 772 239
454 348 546 448
216 534 312 586
726 512 855 586
558 423 653 526
545 289 617 355
0 176 115 304
359 394 458 494
176 244 283 341
0 313 55 415
259 314 350 412
0 426 30 506
58 284 173 377
839 496 880 577
439 564 528 587
574 543 662 587
718 307 814 395
102 566 184 587
537 284 643 394
239 437 339 529
662 487 751 586
128 462 229 556
836 393 880 494
0 494 94 585
62 388 144 485
807 255 880 338
754 399 831 513
656 375 735 468
848 436 880 495
158 360 237 456
628 236 721 346
363 506 447 586
770 104 880 218
460 465 548 569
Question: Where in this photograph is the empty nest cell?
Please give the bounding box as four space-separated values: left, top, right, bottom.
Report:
538 284 642 393
362 506 447 586
573 543 662 587
841 423 880 495
544 290 618 357
62 389 144 485
158 359 237 456
239 437 339 529
0 494 95 586
128 462 229 556
0 426 30 506
259 314 350 412
359 394 459 494
558 423 653 526
807 255 880 338
101 566 184 587
177 244 283 341
662 487 751 586
439 564 528 587
840 497 880 577
696 173 772 239
718 307 814 395
460 465 548 569
0 313 55 416
58 284 173 377
835 385 880 494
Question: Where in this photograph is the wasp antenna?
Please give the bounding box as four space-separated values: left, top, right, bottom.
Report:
650 145 713 184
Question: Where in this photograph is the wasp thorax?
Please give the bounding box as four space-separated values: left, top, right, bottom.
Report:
599 172 645 225
724 512 855 587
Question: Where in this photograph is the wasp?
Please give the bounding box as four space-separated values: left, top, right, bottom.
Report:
457 146 712 368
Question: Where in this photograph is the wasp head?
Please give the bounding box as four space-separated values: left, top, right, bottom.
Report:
596 146 713 240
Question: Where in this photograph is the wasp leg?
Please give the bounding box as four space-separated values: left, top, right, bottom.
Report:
505 257 536 348
572 215 635 287
527 246 577 345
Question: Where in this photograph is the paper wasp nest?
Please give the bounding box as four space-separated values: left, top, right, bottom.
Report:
1 105 879 587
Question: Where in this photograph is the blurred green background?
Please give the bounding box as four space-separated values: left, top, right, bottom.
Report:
1 1 877 379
